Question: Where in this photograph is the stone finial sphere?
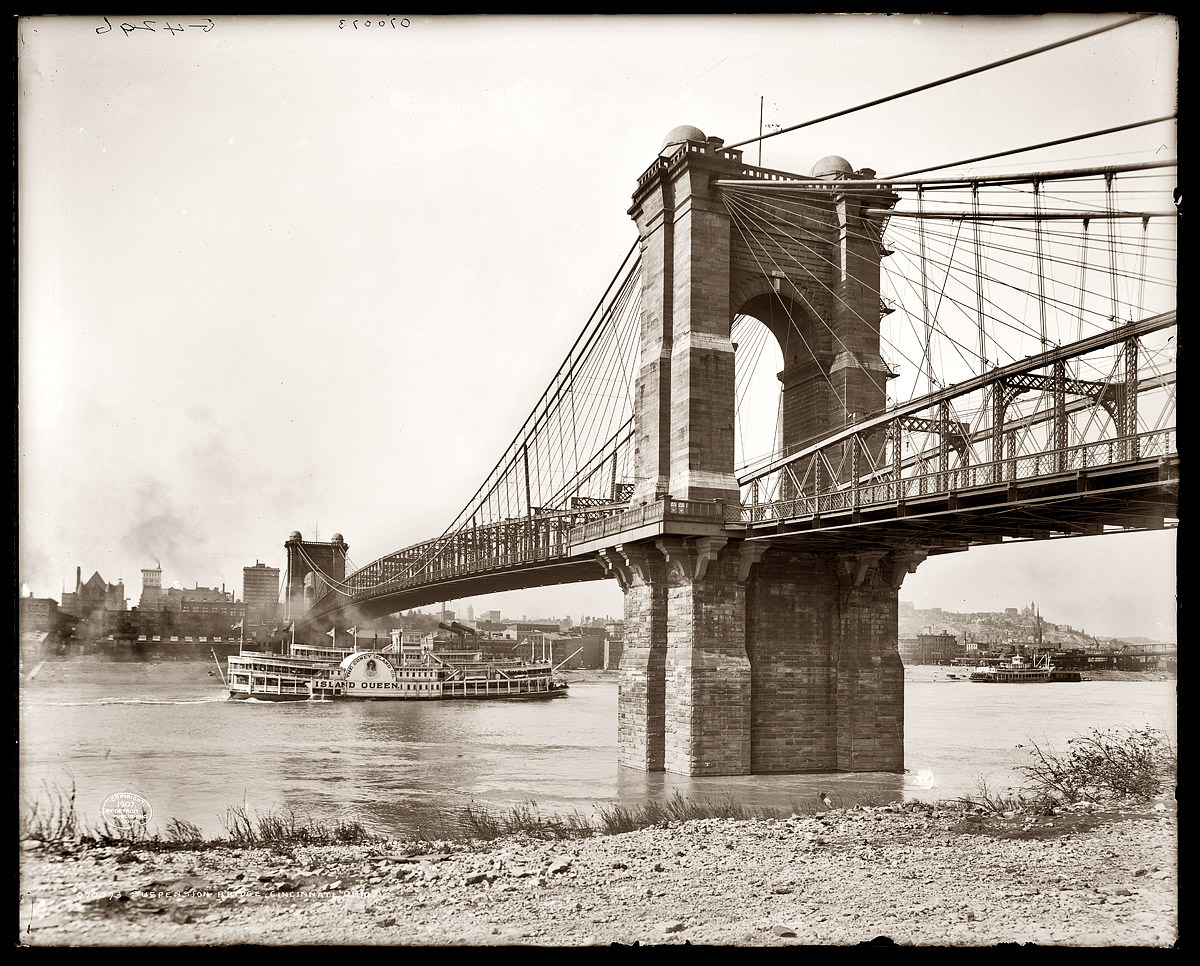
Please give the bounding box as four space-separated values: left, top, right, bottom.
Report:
660 125 707 151
811 155 854 178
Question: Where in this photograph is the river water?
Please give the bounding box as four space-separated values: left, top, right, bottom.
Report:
19 661 1176 840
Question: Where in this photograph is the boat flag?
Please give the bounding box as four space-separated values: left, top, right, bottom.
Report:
327 628 336 639
288 622 295 633
231 619 243 630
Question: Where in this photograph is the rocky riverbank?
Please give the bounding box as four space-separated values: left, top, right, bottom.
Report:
19 796 1177 947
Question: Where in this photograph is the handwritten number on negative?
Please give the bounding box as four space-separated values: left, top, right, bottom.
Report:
96 17 215 35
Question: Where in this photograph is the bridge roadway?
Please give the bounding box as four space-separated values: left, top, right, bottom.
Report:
303 434 1177 628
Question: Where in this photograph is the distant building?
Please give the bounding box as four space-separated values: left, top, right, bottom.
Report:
140 566 165 610
504 622 559 640
242 561 281 625
20 596 59 632
566 628 606 668
60 568 125 619
604 620 625 669
899 631 960 665
178 585 242 619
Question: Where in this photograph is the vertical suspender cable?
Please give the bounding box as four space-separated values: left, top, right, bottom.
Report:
917 185 934 395
522 442 532 519
1105 172 1120 323
1136 215 1150 317
1077 218 1090 345
971 181 986 376
1034 179 1048 350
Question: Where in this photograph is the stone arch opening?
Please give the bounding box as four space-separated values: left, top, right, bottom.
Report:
731 313 784 471
733 286 833 460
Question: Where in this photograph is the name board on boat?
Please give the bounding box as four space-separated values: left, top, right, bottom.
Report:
343 651 400 690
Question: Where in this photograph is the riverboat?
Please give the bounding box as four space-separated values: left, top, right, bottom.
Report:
225 643 567 702
968 654 1053 683
225 648 350 701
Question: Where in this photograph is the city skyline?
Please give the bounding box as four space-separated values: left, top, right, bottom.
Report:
24 554 1175 645
18 14 1177 644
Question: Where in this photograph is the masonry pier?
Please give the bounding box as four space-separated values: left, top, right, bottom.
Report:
613 126 907 776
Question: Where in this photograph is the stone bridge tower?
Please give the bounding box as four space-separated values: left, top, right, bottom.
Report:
284 531 349 626
614 126 917 777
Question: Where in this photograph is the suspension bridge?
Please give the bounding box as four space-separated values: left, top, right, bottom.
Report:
281 19 1176 777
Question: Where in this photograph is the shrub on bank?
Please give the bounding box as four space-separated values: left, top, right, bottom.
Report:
1021 725 1176 803
959 725 1176 813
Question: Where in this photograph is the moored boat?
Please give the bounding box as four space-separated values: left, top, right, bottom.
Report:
968 653 1053 683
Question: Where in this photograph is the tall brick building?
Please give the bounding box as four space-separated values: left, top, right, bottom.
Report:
242 561 281 626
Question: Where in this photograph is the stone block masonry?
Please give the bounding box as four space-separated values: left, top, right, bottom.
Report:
616 538 911 776
615 544 668 771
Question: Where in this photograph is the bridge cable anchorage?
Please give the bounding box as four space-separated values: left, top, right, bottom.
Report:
724 12 1158 152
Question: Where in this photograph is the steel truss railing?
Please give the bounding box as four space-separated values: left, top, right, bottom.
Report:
738 427 1175 525
313 503 630 614
735 312 1175 525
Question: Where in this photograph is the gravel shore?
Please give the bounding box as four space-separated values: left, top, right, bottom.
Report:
19 796 1177 948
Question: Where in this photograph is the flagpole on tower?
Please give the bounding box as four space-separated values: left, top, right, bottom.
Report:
758 95 763 166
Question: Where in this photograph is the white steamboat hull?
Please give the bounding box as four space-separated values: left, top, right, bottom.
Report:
225 649 567 702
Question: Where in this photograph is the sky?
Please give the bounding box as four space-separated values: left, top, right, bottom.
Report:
17 13 1178 641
